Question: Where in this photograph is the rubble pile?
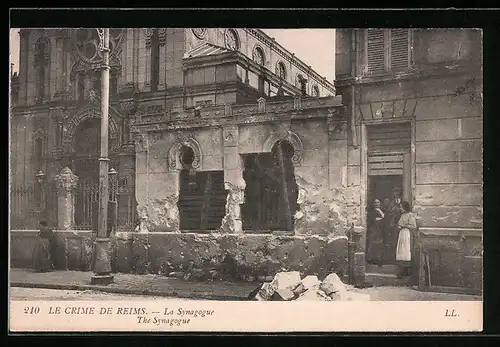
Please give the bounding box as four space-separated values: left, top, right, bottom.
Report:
249 271 370 301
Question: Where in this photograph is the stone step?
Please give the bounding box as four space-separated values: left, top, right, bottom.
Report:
365 272 411 287
365 264 399 275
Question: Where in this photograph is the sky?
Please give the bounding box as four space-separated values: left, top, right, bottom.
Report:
9 28 335 83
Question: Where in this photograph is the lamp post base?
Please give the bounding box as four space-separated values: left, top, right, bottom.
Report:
91 274 115 285
92 237 114 285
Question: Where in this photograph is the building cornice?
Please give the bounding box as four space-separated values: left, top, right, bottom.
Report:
247 29 336 93
183 50 303 96
335 63 482 88
131 95 343 132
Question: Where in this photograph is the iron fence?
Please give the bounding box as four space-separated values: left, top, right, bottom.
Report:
74 177 136 231
10 178 135 231
10 181 58 230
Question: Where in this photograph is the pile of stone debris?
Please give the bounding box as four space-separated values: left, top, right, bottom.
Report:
248 271 370 301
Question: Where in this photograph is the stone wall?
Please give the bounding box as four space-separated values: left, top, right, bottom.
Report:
130 103 350 278
136 116 349 234
11 230 348 281
11 230 94 271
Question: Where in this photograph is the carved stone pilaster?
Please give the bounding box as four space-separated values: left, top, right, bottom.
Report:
54 167 79 230
257 97 266 113
293 96 302 110
158 28 167 46
145 28 153 48
221 183 245 234
133 130 149 154
224 103 232 117
120 100 138 116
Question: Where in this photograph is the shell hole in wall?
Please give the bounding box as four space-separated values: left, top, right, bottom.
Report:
242 140 298 232
177 145 226 231
180 145 195 167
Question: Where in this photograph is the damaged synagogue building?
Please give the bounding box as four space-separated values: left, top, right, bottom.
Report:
10 28 482 294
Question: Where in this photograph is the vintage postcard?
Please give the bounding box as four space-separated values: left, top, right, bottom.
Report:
8 26 483 332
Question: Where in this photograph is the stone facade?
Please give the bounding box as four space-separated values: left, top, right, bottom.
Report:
10 28 345 281
335 28 482 292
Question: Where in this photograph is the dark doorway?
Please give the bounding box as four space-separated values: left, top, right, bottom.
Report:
73 118 101 181
366 174 403 266
242 140 298 232
177 146 227 231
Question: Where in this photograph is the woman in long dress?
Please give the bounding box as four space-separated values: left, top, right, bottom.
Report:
366 199 385 266
396 201 417 278
32 220 54 272
387 191 402 263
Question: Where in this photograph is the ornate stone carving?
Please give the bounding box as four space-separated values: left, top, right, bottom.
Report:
223 126 238 147
54 167 79 230
220 184 244 234
257 97 266 113
134 131 149 153
327 108 341 119
224 29 239 50
145 104 165 115
294 96 302 110
72 28 123 65
34 36 50 66
145 28 166 47
252 45 265 66
263 128 303 165
120 100 138 116
168 135 202 171
192 28 207 40
63 106 119 148
55 167 79 192
276 61 287 80
145 28 153 47
224 103 232 117
158 28 167 46
327 118 347 135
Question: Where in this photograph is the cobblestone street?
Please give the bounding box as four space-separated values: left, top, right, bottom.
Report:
10 287 192 301
10 268 481 301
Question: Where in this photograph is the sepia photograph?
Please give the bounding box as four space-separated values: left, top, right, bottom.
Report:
8 23 483 332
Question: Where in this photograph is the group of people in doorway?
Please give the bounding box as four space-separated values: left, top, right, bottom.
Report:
366 188 418 278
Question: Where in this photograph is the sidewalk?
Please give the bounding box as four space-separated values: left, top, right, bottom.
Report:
10 268 482 301
10 268 256 300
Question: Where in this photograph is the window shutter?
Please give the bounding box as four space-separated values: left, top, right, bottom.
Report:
390 29 410 72
367 29 386 73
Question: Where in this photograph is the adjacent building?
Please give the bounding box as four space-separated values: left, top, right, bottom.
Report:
335 28 482 292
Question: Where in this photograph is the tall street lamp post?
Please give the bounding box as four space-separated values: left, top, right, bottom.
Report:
91 28 114 285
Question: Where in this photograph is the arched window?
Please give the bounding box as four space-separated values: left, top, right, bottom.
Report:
34 38 49 103
34 137 43 171
224 29 240 50
150 29 160 92
110 68 118 96
252 46 265 66
77 72 86 102
276 61 287 80
296 74 307 95
312 85 320 97
93 69 101 97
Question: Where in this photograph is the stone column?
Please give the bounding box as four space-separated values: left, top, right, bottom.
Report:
141 29 150 92
133 129 150 232
54 167 79 230
221 126 245 233
158 28 167 90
